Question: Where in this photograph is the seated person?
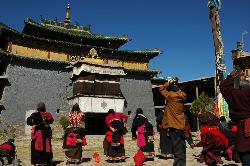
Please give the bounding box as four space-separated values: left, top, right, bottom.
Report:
0 139 16 164
194 112 228 165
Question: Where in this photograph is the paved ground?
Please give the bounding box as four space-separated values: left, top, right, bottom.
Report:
1 124 241 166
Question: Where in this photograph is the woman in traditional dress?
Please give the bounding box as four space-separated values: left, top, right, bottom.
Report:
194 112 228 165
62 103 86 165
131 108 155 160
27 102 54 166
104 109 128 162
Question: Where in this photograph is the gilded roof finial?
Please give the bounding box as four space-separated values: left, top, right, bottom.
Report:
64 3 71 27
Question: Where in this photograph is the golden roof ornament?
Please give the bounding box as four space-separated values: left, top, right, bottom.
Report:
89 48 98 59
64 3 71 27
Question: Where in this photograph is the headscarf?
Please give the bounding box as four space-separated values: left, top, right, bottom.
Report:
135 108 143 118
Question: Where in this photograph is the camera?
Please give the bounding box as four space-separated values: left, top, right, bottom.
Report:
167 77 179 92
168 77 179 85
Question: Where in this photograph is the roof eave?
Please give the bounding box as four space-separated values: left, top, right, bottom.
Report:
124 68 160 77
24 18 129 42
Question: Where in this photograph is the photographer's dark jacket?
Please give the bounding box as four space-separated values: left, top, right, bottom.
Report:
159 85 186 130
220 76 250 152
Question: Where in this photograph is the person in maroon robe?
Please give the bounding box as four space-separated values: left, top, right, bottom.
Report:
194 112 228 165
0 139 16 165
27 102 54 166
220 71 250 165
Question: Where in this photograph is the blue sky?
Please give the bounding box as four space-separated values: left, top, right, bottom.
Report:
0 0 249 81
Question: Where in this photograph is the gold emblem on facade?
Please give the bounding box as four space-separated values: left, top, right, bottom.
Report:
89 48 98 59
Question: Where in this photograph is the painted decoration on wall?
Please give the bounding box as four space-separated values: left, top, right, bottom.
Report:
89 48 98 59
72 62 125 76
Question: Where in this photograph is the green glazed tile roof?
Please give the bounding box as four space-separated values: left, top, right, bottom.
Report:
0 22 160 61
25 18 129 41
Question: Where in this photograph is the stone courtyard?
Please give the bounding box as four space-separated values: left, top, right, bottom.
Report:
1 124 240 166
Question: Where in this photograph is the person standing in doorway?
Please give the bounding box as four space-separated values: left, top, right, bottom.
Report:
159 77 187 165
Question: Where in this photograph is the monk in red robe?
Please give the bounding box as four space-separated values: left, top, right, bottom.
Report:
194 112 228 165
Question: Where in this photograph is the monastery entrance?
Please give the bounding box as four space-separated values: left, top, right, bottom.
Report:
69 61 126 135
85 113 107 135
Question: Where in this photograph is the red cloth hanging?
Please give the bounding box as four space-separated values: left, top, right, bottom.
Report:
137 125 146 148
82 136 87 146
120 135 124 144
31 128 52 152
106 131 113 143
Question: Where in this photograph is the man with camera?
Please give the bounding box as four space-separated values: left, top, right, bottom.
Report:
220 68 250 166
159 77 187 166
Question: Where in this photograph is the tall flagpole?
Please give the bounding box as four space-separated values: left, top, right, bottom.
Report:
208 0 226 95
208 0 229 118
